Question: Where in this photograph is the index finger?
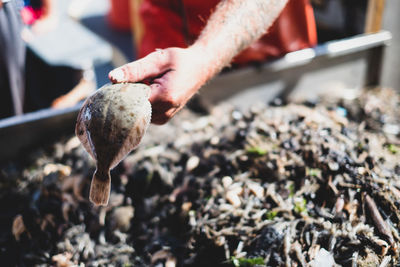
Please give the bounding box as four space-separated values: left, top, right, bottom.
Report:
108 49 171 83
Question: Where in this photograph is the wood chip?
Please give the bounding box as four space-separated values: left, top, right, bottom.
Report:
12 215 27 241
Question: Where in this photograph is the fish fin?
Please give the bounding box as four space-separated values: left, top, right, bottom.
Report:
89 169 111 206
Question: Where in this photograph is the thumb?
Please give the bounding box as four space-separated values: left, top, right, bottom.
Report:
109 49 170 83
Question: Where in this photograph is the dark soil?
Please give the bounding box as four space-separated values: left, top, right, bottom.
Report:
0 88 399 267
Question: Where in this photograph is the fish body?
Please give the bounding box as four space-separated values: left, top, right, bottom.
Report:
76 83 152 205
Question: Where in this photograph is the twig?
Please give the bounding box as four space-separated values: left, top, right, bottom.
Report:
364 194 395 245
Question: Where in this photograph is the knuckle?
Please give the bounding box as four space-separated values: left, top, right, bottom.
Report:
163 97 176 108
160 92 178 108
154 48 172 68
151 103 178 125
152 115 170 125
124 64 141 81
160 116 171 124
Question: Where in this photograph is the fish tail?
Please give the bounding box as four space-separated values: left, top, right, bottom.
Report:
89 169 111 206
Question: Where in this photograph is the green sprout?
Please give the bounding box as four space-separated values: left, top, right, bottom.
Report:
231 256 265 267
294 198 307 214
387 144 399 154
246 147 267 156
307 168 321 177
266 210 278 220
288 183 295 197
357 143 364 150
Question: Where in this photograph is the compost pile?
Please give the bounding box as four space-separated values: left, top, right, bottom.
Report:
1 88 400 267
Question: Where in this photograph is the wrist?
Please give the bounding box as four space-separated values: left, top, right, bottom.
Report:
188 43 222 83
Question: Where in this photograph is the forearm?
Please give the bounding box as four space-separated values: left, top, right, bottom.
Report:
192 0 288 79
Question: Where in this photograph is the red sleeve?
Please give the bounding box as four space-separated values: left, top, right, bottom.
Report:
137 0 317 65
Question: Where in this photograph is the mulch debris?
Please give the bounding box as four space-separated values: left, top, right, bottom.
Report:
1 88 399 267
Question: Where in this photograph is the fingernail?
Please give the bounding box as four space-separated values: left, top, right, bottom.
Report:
110 69 125 82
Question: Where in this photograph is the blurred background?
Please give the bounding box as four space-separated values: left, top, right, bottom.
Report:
0 0 399 158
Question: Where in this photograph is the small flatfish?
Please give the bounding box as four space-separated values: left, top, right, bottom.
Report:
76 83 151 206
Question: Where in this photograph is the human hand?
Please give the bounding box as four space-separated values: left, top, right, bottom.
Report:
109 46 215 124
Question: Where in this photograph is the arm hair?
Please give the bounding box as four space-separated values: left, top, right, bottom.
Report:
193 0 289 77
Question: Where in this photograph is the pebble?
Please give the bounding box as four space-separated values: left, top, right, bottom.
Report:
186 156 200 172
222 176 233 189
226 191 241 208
309 248 335 267
247 182 264 199
111 206 135 232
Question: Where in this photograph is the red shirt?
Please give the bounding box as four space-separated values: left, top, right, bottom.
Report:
136 0 317 65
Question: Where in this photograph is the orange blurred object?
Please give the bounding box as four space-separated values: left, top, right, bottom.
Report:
108 0 131 31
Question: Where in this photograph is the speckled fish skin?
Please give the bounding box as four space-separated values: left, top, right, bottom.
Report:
76 83 152 206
